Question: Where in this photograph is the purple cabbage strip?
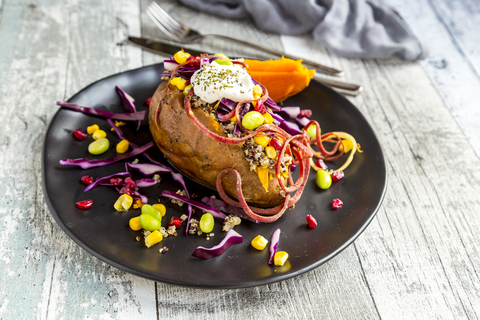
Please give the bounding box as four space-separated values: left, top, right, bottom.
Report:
264 98 281 111
126 162 171 176
278 106 301 119
279 120 303 135
116 86 141 131
296 116 311 128
134 178 158 188
201 197 255 222
59 142 154 169
164 60 179 71
268 111 284 125
200 57 210 66
268 228 281 265
220 97 236 110
191 229 243 260
84 172 130 192
161 190 226 219
57 102 146 121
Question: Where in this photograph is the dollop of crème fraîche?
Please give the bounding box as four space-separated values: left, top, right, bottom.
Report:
190 61 254 103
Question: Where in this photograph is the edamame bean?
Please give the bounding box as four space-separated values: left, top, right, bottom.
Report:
316 170 332 189
139 214 161 231
88 138 109 155
141 204 162 222
214 58 232 65
242 111 265 130
306 125 317 139
199 213 214 233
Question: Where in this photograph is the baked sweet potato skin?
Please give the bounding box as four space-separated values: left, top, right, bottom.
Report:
149 82 286 208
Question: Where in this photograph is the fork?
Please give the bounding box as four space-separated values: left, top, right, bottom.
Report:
146 2 362 95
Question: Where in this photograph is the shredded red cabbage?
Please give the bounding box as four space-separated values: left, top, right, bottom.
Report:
126 162 171 175
57 102 146 121
268 228 281 264
279 120 302 135
84 172 130 192
161 190 226 219
191 229 243 259
201 197 255 222
134 178 158 188
116 86 141 130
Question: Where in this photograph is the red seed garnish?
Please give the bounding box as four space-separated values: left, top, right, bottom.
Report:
73 129 87 141
315 159 328 171
125 177 136 189
269 138 283 150
299 109 312 118
168 217 183 229
306 214 317 228
80 175 94 185
332 199 343 209
119 186 134 196
76 199 93 209
146 97 152 106
332 171 344 182
110 178 123 186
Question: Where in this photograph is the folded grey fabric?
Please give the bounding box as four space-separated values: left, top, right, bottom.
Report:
177 0 425 60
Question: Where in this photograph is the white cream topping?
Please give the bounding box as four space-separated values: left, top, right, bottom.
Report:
190 61 254 104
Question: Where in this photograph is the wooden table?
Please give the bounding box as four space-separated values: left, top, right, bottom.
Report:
1 0 479 318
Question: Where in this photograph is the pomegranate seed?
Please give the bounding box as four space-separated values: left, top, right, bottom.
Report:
315 159 328 170
110 178 123 186
76 199 93 209
119 186 134 196
299 109 312 118
168 217 183 229
332 198 343 209
146 97 152 106
185 79 191 86
290 164 296 172
306 214 317 228
73 129 87 141
332 171 345 182
125 177 136 189
269 138 283 150
80 175 94 185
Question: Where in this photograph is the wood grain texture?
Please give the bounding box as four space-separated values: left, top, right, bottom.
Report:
0 0 479 319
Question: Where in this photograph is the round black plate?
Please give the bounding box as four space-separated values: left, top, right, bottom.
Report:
42 63 387 289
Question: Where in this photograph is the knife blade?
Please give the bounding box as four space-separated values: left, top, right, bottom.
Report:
126 36 362 96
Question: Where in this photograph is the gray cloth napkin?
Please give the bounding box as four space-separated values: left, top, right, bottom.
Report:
177 0 425 60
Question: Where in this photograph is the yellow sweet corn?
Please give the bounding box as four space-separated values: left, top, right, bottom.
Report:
87 124 99 134
129 216 142 231
274 251 289 266
92 129 107 140
251 235 268 250
170 77 187 90
152 204 166 217
230 115 237 123
113 194 133 211
254 134 271 148
338 139 353 153
173 50 190 64
257 166 269 193
253 84 263 98
145 230 163 248
263 112 273 124
265 146 276 159
116 139 129 154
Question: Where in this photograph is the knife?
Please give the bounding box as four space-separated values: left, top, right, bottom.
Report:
126 36 362 96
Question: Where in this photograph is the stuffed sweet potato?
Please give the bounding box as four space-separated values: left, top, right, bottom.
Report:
149 82 287 208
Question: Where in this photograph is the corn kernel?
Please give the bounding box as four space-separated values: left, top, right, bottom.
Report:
92 129 106 140
87 124 99 134
274 251 289 266
254 134 271 148
145 230 163 248
253 85 262 97
152 204 166 217
170 77 181 86
230 115 237 123
129 216 142 231
251 235 268 250
116 139 129 154
338 139 353 153
113 194 133 211
263 112 273 124
173 50 190 64
176 78 187 91
265 146 276 159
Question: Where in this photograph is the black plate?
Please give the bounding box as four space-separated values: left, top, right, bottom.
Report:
42 63 387 289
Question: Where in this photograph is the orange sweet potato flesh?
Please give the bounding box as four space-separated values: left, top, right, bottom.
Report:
245 57 315 103
149 82 287 208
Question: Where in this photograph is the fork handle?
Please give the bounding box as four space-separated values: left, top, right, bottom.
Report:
203 34 344 77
